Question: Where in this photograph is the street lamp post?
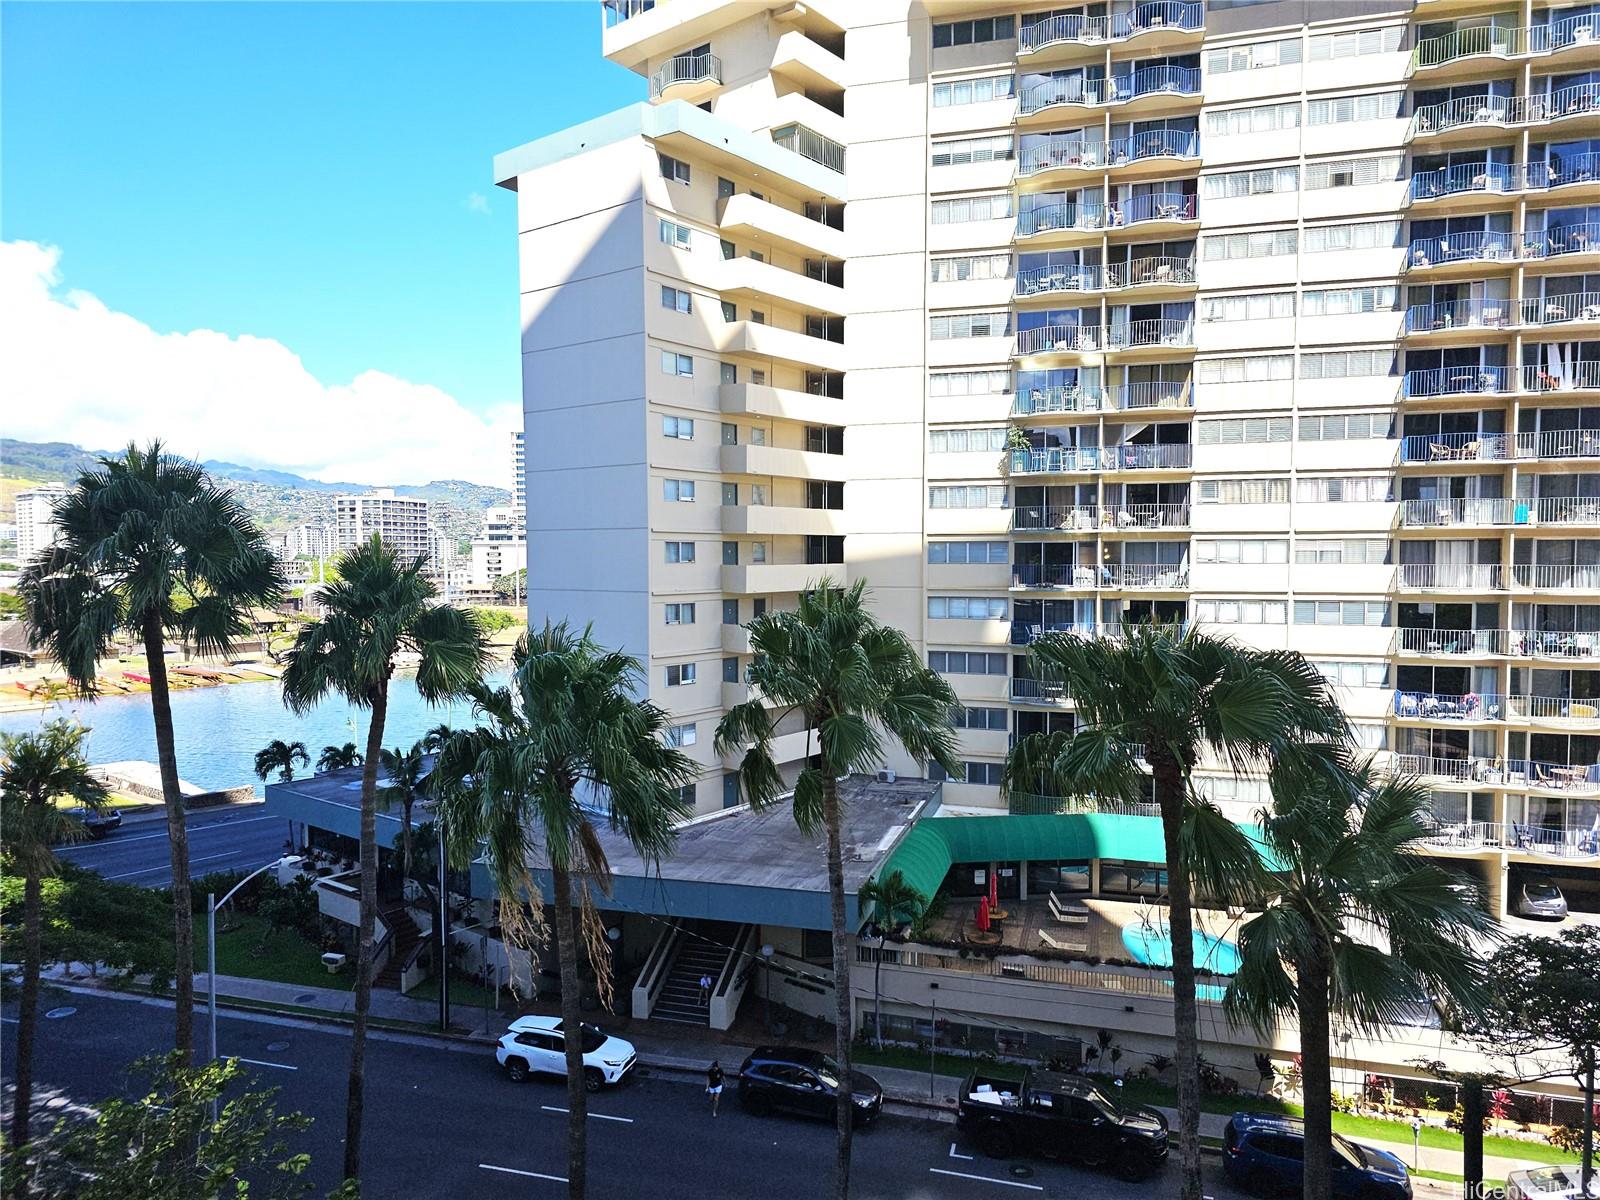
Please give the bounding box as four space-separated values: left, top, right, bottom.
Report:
929 982 940 1103
207 856 290 1119
760 943 775 1032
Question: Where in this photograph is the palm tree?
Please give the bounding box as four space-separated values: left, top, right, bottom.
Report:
1 719 109 1151
856 870 926 1049
279 533 489 1185
421 722 454 753
18 440 283 1060
378 741 428 883
431 622 696 1200
1003 624 1349 1200
316 742 363 773
252 739 309 783
1225 759 1495 1200
715 579 959 1200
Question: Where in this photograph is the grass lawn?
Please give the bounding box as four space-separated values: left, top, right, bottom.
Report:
53 791 151 811
404 974 505 1013
198 913 351 993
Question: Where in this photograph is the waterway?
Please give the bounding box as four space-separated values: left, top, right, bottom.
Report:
0 674 502 795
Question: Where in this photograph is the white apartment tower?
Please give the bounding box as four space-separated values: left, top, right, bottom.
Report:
497 0 1600 913
470 505 530 587
511 430 528 532
333 490 435 567
13 483 69 566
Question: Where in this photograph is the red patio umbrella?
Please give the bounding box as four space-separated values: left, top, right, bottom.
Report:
976 894 991 933
989 869 999 912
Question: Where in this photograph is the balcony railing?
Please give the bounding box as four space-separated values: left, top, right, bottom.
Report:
1111 128 1199 163
1105 255 1196 289
1398 497 1515 527
1403 297 1512 334
1399 432 1513 462
1407 231 1517 270
1108 317 1194 348
1013 504 1102 531
1410 25 1525 71
1015 263 1102 297
1011 676 1069 702
1009 793 1164 818
1397 626 1513 656
1020 76 1108 115
1117 64 1201 102
1013 562 1096 588
1532 13 1600 53
1507 693 1600 722
1393 690 1505 720
1017 202 1109 236
1510 629 1600 659
1018 66 1201 115
1422 819 1600 858
1521 152 1600 192
1402 365 1511 397
1015 323 1105 354
1397 563 1504 590
651 52 722 96
1521 222 1600 261
1106 502 1190 528
772 123 845 173
1116 380 1193 410
1534 496 1600 525
1012 385 1102 415
1409 95 1513 139
1113 564 1189 589
1521 362 1600 395
1019 138 1107 177
1112 191 1196 226
1392 753 1485 783
1511 564 1600 591
1515 428 1600 460
1409 162 1516 203
1513 82 1600 124
1010 444 1191 473
1019 1 1203 52
1509 760 1600 793
1520 291 1600 328
601 0 654 26
1010 620 1094 646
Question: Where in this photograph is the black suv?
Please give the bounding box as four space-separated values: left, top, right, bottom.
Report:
957 1069 1169 1179
737 1047 883 1125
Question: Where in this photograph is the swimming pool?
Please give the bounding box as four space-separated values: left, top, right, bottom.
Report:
1121 922 1242 976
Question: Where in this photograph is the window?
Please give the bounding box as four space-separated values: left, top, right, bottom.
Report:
1298 412 1393 440
1206 36 1302 75
1302 286 1397 316
1296 476 1393 502
1196 355 1294 384
720 300 737 322
722 541 738 565
1314 660 1390 689
1304 220 1401 253
1306 92 1403 126
1206 102 1300 136
1300 349 1394 379
931 254 1011 283
930 485 1007 509
663 478 695 502
931 760 1005 786
931 193 1013 224
658 218 691 249
1295 538 1390 565
928 596 1008 620
665 541 695 563
717 176 734 199
722 656 739 684
1293 600 1390 626
930 312 1011 339
1203 166 1299 198
661 351 694 377
666 662 697 686
932 73 1015 107
661 285 692 314
1196 477 1290 504
1304 155 1404 191
663 415 694 439
751 542 767 562
1197 416 1291 445
1194 539 1289 564
928 650 1008 675
751 369 766 385
722 599 739 624
930 369 1011 397
751 310 765 324
1201 229 1297 261
665 723 697 748
1308 25 1402 60
720 361 737 384
950 705 1008 730
1193 599 1289 624
720 422 737 446
930 427 1007 453
658 153 691 184
931 135 1014 166
664 603 696 625
928 541 1009 564
932 15 1014 47
1201 293 1294 323
721 483 738 506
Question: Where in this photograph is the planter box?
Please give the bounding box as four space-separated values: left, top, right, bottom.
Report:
321 952 347 974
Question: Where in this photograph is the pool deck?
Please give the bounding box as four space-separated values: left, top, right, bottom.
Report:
924 895 1247 967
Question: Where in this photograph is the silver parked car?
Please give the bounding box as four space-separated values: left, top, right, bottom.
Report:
1512 874 1568 920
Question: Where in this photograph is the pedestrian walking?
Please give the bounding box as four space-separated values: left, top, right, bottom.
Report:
706 1061 725 1117
698 973 712 1006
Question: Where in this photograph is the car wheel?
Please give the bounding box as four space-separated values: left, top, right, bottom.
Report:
583 1069 604 1093
741 1089 772 1117
976 1125 1015 1159
1115 1151 1153 1182
504 1058 530 1083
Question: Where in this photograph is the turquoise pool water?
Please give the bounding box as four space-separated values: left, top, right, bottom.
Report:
1121 922 1242 976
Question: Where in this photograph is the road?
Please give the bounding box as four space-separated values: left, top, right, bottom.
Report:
54 804 292 886
1 989 1253 1199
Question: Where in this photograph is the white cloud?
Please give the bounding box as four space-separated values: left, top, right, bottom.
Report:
0 240 519 487
465 191 491 214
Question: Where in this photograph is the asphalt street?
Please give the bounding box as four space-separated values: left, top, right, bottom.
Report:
1 989 1254 1200
53 804 292 886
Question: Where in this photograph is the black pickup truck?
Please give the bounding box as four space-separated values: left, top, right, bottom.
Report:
956 1069 1170 1179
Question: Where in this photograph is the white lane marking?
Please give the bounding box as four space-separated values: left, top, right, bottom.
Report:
929 1168 1044 1192
949 1142 975 1161
480 1164 567 1183
540 1105 633 1123
57 815 278 851
235 1057 297 1071
107 850 241 880
0 1017 18 1024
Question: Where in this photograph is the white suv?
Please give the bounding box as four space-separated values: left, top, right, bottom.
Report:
495 1016 637 1091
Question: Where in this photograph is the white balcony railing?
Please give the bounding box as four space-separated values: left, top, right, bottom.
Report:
650 52 722 96
1398 497 1515 527
1399 432 1513 462
1397 563 1504 590
1511 564 1600 591
1519 291 1600 327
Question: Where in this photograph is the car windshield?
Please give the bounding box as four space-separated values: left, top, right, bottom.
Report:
578 1025 607 1053
1525 881 1561 900
1332 1133 1364 1170
814 1055 842 1090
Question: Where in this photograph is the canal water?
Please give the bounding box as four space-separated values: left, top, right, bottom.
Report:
0 674 503 795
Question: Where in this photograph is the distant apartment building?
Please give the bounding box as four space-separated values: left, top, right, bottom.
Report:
272 522 332 562
469 505 528 588
14 483 69 566
510 430 527 532
333 490 435 569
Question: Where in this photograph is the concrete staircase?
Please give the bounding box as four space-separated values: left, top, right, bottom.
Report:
651 921 742 1026
373 903 423 991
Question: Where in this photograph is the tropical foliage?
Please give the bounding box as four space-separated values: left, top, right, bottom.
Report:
253 739 309 783
316 742 363 773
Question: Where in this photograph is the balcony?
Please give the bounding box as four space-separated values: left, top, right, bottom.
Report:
1015 263 1103 298
1509 760 1600 795
1516 428 1600 461
1532 497 1600 527
1008 443 1192 474
1012 504 1101 531
1405 231 1518 274
719 381 839 425
1520 152 1600 195
1409 16 1600 78
1401 365 1512 398
719 443 846 481
1111 191 1197 233
1108 316 1194 351
1399 432 1514 462
1396 626 1513 656
1009 380 1193 416
1008 794 1162 817
720 506 844 536
1521 222 1600 263
1509 629 1600 661
1408 162 1516 208
1010 620 1093 646
1017 65 1201 119
1520 362 1600 397
1017 131 1199 181
1398 497 1515 527
1515 82 1600 129
1421 819 1600 859
1393 690 1505 721
1507 693 1600 725
1511 563 1600 593
717 256 846 316
1105 256 1195 292
1018 138 1110 182
651 52 722 101
1519 290 1600 332
1408 95 1513 144
1111 564 1190 590
721 562 830 594
1396 563 1504 590
769 30 847 95
1392 753 1493 783
1011 562 1098 590
722 623 752 656
772 123 845 173
1115 381 1194 411
716 321 847 373
1018 1 1203 59
1011 676 1069 703
718 192 845 260
1403 298 1513 337
1011 384 1103 416
1015 323 1105 355
1016 202 1108 240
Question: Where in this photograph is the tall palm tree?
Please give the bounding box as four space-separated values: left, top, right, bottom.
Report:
252 739 309 783
18 440 283 1059
1 719 109 1151
1003 624 1349 1200
1225 759 1495 1200
316 742 363 773
715 579 959 1200
378 741 428 884
856 870 926 1048
421 722 454 753
279 533 489 1185
431 622 696 1200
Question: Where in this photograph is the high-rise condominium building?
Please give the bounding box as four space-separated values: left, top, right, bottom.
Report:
498 0 1600 913
14 483 69 567
511 430 527 532
333 490 435 568
273 522 333 562
470 505 529 587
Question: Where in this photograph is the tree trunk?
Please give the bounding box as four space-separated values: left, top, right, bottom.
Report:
550 861 589 1200
401 796 415 883
874 937 884 1050
1296 939 1335 1200
10 869 44 1158
144 613 193 1060
342 683 389 1185
821 770 855 1200
1154 752 1202 1200
1462 1084 1485 1200
1582 1055 1595 1199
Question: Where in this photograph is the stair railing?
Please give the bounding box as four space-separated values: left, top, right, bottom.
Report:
709 924 759 1031
631 918 683 1019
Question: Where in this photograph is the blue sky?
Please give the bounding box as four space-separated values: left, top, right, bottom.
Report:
0 1 641 484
